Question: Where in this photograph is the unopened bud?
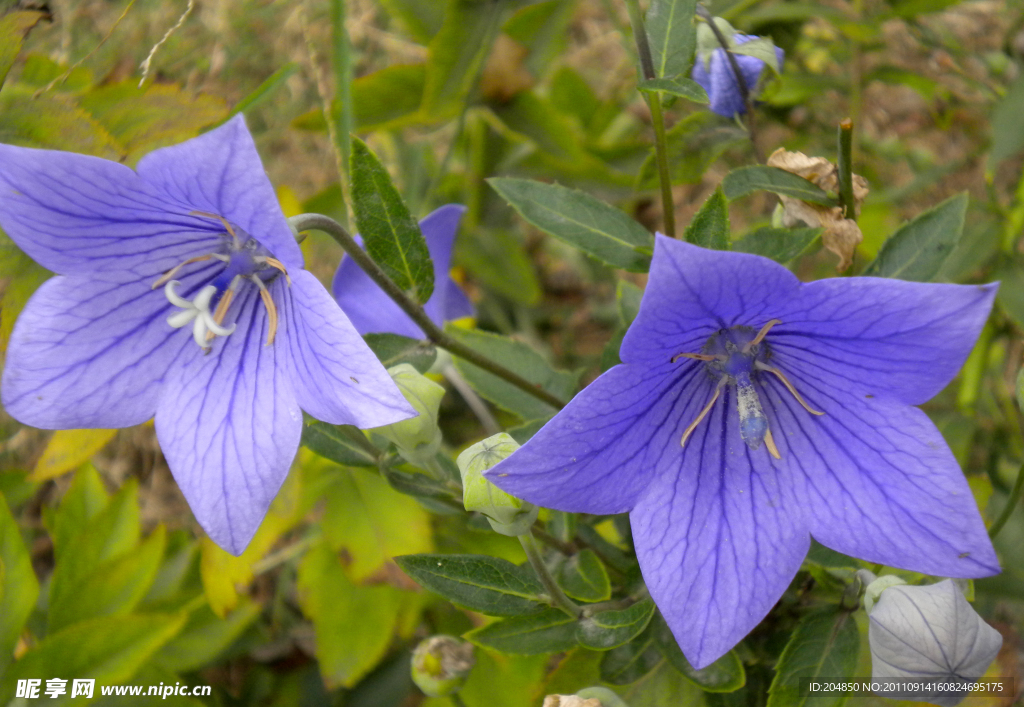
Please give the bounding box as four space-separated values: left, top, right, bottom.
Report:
862 574 906 614
459 433 538 536
371 364 445 464
542 688 630 707
410 635 475 697
868 580 1002 706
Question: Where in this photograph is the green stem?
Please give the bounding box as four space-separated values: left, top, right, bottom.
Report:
988 462 1024 540
836 119 856 220
519 532 582 618
288 213 566 410
624 0 676 237
449 694 468 707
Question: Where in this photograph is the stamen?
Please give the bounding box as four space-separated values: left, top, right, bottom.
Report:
742 318 782 353
261 257 292 285
251 276 279 345
671 352 719 363
164 280 194 309
764 428 782 460
755 362 825 416
167 309 197 328
190 210 239 246
152 254 219 289
204 276 239 344
681 379 725 449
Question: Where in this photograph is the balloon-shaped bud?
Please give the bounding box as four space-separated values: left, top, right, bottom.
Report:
459 433 538 536
861 574 906 614
542 688 630 707
371 364 445 464
868 579 1003 706
410 635 475 697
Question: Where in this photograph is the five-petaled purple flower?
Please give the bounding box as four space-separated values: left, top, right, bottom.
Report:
0 115 415 554
692 35 784 117
487 236 999 668
332 204 473 338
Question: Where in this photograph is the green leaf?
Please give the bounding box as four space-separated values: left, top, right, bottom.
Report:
0 613 187 704
722 166 837 206
380 465 459 504
379 0 444 43
557 549 611 602
733 227 821 263
612 661 707 707
0 10 50 86
31 428 118 482
646 0 697 79
48 525 167 632
297 542 407 688
364 332 437 372
457 226 541 305
49 465 109 557
577 599 656 651
654 617 745 692
638 77 708 103
322 469 433 582
301 422 379 467
600 625 663 685
445 326 577 420
862 192 968 281
0 492 38 676
0 89 121 158
421 0 496 117
225 63 299 122
989 72 1024 168
395 553 546 616
350 136 434 304
617 280 644 326
489 178 653 272
465 608 579 654
684 188 729 250
638 112 746 187
766 608 860 707
153 599 261 673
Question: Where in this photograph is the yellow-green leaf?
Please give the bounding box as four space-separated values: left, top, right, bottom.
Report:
31 428 119 482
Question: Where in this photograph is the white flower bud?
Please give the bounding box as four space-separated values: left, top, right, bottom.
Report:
458 433 539 536
869 580 1002 706
410 635 475 697
371 364 445 465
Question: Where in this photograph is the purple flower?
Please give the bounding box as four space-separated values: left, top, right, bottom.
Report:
0 115 415 554
487 236 999 668
692 35 784 117
332 204 473 338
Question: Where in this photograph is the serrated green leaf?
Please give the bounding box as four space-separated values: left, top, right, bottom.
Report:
364 332 437 372
465 607 578 654
350 137 434 304
395 553 545 616
0 89 121 158
0 492 38 676
654 616 745 692
557 549 611 603
646 0 697 79
302 422 380 467
733 226 821 263
489 178 653 272
862 193 968 281
638 77 708 103
445 325 576 420
577 599 655 650
153 599 260 673
48 525 167 632
730 37 780 73
0 613 187 704
684 188 729 250
0 10 50 86
600 625 663 685
722 166 837 206
766 608 859 707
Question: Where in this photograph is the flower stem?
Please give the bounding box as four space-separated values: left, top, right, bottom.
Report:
623 0 676 237
836 119 856 221
519 531 582 618
289 213 566 410
988 461 1024 540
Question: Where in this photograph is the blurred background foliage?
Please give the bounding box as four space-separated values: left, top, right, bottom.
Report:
2 0 1024 705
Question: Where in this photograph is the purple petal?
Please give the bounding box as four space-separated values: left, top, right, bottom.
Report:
0 265 219 428
0 144 221 276
622 236 801 366
631 383 810 669
332 204 470 337
135 115 304 270
282 271 415 427
487 362 709 514
771 278 997 406
759 370 999 577
154 282 300 555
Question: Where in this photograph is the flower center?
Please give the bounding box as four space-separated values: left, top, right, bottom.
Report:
672 319 823 460
154 211 290 352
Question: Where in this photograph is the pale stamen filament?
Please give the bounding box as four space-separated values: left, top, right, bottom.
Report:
763 428 782 460
742 318 782 353
755 362 825 416
251 275 279 346
681 379 726 449
152 253 226 290
260 257 292 285
672 352 720 363
205 275 242 344
190 210 239 247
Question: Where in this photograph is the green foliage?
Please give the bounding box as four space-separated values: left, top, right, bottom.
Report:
0 10 50 86
464 608 579 654
302 422 380 467
685 188 730 250
364 333 438 372
556 549 612 602
766 609 860 707
863 192 968 281
395 554 546 616
576 599 656 651
646 0 698 79
722 166 837 206
638 77 709 103
733 227 822 263
0 492 37 676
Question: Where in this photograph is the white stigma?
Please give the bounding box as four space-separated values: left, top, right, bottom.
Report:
164 280 236 350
